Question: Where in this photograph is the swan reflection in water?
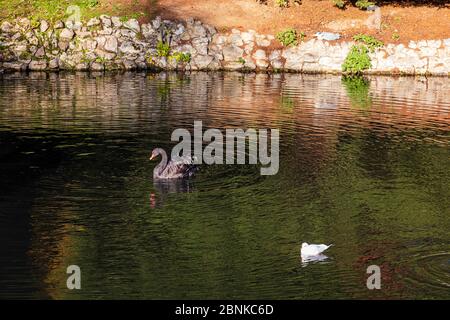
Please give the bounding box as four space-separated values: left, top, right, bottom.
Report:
150 177 196 208
300 254 330 267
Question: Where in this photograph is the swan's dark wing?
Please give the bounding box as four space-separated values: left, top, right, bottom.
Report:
163 155 197 178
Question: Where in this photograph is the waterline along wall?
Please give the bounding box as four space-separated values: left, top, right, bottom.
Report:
1 16 449 75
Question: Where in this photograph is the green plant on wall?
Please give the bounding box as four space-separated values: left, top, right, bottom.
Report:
276 0 289 7
353 34 383 52
343 34 383 74
170 51 191 63
276 29 304 47
156 41 170 57
333 0 346 9
95 56 107 63
330 0 376 10
342 44 371 74
355 0 375 10
392 32 400 41
237 57 246 65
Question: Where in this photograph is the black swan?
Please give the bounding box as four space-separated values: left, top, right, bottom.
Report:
149 148 197 179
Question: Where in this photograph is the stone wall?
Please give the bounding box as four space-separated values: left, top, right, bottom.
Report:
1 16 449 75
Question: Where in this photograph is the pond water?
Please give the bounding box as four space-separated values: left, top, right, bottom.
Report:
0 72 449 299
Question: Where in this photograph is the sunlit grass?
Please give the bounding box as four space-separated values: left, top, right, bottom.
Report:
0 0 155 22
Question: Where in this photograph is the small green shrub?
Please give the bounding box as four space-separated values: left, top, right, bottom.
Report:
119 12 145 23
353 34 383 52
170 51 191 63
19 51 32 60
95 56 107 63
156 41 170 57
30 18 40 29
145 53 156 65
392 32 400 41
333 0 346 9
355 0 374 10
276 0 289 7
237 57 245 65
81 0 99 8
0 43 8 52
277 28 304 47
342 44 371 74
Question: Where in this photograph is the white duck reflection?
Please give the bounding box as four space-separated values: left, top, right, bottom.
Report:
301 253 329 267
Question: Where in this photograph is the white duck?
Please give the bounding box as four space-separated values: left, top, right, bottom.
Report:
301 242 333 256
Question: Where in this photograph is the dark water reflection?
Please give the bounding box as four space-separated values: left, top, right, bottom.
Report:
0 72 449 299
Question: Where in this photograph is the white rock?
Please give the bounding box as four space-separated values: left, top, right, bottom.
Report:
58 40 69 51
408 41 417 49
212 34 227 45
87 17 100 27
271 59 283 69
193 55 214 69
419 47 437 57
40 20 49 33
241 32 255 43
82 39 97 51
91 61 104 71
3 61 28 70
49 58 59 69
34 47 45 58
256 37 270 47
104 36 118 53
100 15 112 28
229 34 243 46
174 24 185 36
269 50 281 61
59 28 74 40
124 19 140 33
98 27 113 35
95 49 116 60
252 49 267 60
152 16 161 29
17 18 31 29
417 40 428 48
192 37 209 55
119 41 139 55
318 56 340 70
111 16 122 28
66 20 82 30
222 45 244 62
29 60 47 70
244 43 254 54
123 59 137 70
54 21 64 29
190 24 207 38
1 21 13 33
255 59 268 68
120 29 136 38
427 40 442 48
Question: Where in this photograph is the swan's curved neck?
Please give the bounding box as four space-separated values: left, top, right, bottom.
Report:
155 149 168 174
